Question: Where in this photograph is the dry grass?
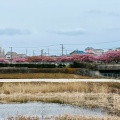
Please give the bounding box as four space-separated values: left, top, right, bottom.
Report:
7 115 120 120
52 114 120 120
0 83 120 116
0 73 93 79
0 82 113 94
7 115 39 120
0 82 120 116
1 92 119 116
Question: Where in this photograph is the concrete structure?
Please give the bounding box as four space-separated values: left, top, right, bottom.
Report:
98 64 120 70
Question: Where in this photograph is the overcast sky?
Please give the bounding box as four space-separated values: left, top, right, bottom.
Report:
0 0 120 55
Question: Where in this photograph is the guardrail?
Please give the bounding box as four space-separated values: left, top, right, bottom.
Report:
100 73 120 79
98 64 120 70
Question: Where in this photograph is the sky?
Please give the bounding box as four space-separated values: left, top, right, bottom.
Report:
0 0 120 56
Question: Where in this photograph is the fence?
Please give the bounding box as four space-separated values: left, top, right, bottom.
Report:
99 73 120 79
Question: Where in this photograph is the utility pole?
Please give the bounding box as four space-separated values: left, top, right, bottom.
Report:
33 50 35 56
41 49 43 57
66 50 67 55
9 47 12 63
60 44 64 56
48 48 49 56
41 49 43 63
26 49 27 57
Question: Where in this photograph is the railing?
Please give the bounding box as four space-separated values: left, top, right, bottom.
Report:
98 64 120 70
100 73 120 79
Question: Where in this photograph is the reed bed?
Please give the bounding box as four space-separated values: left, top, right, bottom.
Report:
0 82 119 116
0 73 93 79
52 114 120 120
0 92 120 116
0 82 119 94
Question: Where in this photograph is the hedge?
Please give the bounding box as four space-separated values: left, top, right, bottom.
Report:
0 68 81 74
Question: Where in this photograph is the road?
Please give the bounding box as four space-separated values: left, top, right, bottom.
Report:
0 79 119 82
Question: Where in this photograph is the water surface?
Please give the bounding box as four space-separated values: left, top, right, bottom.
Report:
0 102 107 119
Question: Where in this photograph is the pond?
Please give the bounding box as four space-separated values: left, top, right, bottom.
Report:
0 102 107 119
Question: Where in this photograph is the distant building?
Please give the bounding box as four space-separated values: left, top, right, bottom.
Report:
5 52 27 61
85 47 94 54
17 54 27 58
85 47 104 55
70 50 85 55
0 47 5 58
107 49 114 52
5 52 18 60
115 47 120 51
93 49 104 55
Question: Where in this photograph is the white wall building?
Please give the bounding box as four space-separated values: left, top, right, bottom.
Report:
0 47 5 58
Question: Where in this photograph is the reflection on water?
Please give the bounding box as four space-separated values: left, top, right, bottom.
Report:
0 102 107 119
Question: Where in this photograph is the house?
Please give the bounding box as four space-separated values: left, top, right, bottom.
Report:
115 47 120 51
85 47 104 55
107 49 114 52
17 54 27 58
70 50 85 55
85 47 94 54
0 47 5 58
5 52 18 60
93 49 104 55
5 52 27 61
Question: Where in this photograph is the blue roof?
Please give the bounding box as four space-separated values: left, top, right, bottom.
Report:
75 51 85 54
70 50 86 55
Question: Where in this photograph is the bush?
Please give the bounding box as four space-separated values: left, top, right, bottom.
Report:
57 64 66 68
70 61 97 70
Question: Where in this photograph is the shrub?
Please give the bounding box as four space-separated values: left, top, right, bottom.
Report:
70 61 97 70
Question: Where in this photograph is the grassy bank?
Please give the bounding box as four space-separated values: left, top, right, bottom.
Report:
0 73 93 79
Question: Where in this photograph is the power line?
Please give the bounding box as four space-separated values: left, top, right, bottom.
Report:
64 40 120 46
3 40 120 49
5 44 60 48
32 46 120 52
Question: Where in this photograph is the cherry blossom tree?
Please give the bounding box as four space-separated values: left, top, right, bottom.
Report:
97 51 120 63
42 56 56 63
13 58 27 63
15 51 120 64
56 56 73 63
0 58 9 63
26 56 42 62
71 54 96 62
